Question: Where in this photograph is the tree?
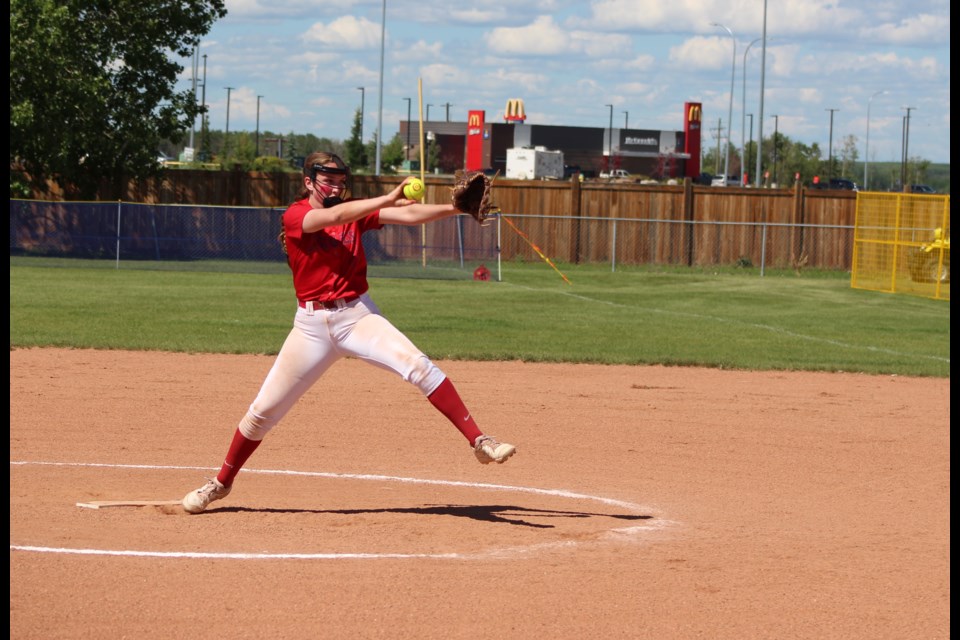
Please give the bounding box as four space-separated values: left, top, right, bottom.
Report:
839 135 859 179
10 0 227 197
231 133 256 168
910 157 931 185
426 137 441 173
344 108 368 171
381 134 406 172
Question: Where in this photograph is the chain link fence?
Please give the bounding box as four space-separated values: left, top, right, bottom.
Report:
11 198 866 279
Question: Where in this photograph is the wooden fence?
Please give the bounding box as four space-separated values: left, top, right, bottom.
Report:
22 171 859 270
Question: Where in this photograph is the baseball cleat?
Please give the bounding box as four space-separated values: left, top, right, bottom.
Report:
182 478 231 514
473 435 517 464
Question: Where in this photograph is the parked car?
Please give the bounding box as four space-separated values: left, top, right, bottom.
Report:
910 184 937 194
599 169 633 180
811 178 859 191
710 174 740 187
830 178 859 191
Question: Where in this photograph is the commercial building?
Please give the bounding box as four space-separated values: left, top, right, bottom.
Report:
400 99 703 179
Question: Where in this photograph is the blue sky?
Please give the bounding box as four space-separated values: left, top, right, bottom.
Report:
179 0 951 165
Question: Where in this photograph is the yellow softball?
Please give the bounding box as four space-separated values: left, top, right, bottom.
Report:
403 178 425 201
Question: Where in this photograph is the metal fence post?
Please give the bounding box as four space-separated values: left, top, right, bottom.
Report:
611 219 618 272
496 215 502 282
760 222 768 277
115 200 122 270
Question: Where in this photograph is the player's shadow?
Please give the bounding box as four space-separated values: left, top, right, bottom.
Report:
215 504 652 528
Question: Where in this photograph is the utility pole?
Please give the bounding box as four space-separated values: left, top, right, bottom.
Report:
255 95 263 158
711 23 736 183
771 114 779 186
623 111 629 129
712 119 724 174
403 97 411 162
606 104 613 159
224 87 235 159
200 54 207 161
754 0 769 188
901 106 915 190
863 90 887 190
443 102 452 121
374 0 385 175
741 37 762 185
189 46 198 150
356 87 365 143
825 108 839 181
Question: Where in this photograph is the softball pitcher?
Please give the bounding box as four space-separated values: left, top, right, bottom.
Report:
182 151 516 513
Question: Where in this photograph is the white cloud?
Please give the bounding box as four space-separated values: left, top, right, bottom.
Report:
302 16 383 49
486 16 570 55
859 13 950 45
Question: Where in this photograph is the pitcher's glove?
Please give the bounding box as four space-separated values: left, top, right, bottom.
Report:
451 170 499 225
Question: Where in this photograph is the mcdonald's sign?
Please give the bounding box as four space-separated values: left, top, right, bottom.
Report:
683 101 703 178
465 110 486 171
504 98 526 122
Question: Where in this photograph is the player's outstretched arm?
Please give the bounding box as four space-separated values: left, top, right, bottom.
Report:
302 179 416 232
378 203 459 226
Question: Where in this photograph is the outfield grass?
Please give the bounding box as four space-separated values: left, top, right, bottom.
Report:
9 257 950 377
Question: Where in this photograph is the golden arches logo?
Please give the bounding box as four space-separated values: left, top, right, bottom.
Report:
468 113 481 127
688 104 702 123
504 99 526 120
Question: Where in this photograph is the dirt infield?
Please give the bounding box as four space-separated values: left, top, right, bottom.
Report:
10 348 950 639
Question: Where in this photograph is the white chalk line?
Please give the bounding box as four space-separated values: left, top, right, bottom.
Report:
9 461 673 560
505 282 949 364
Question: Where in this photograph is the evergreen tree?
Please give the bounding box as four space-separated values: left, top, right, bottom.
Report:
344 108 368 171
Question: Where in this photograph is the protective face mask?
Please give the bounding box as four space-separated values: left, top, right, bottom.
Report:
314 181 344 207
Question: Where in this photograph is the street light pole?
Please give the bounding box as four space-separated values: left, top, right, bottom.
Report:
712 23 736 183
741 37 762 185
255 95 263 157
863 90 887 190
901 106 915 190
224 86 234 158
426 104 433 121
755 0 769 187
771 114 779 186
605 104 613 163
403 97 412 162
356 87 365 143
189 46 198 150
443 102 452 121
200 54 207 160
374 0 386 175
825 108 839 181
746 113 753 176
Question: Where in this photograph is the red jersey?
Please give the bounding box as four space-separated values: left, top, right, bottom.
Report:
282 198 384 303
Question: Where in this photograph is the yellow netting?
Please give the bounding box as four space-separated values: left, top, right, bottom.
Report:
852 193 950 301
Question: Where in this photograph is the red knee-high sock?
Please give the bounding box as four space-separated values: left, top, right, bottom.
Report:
216 428 262 487
427 378 484 446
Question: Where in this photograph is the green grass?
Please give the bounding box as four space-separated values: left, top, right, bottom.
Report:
9 257 950 377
